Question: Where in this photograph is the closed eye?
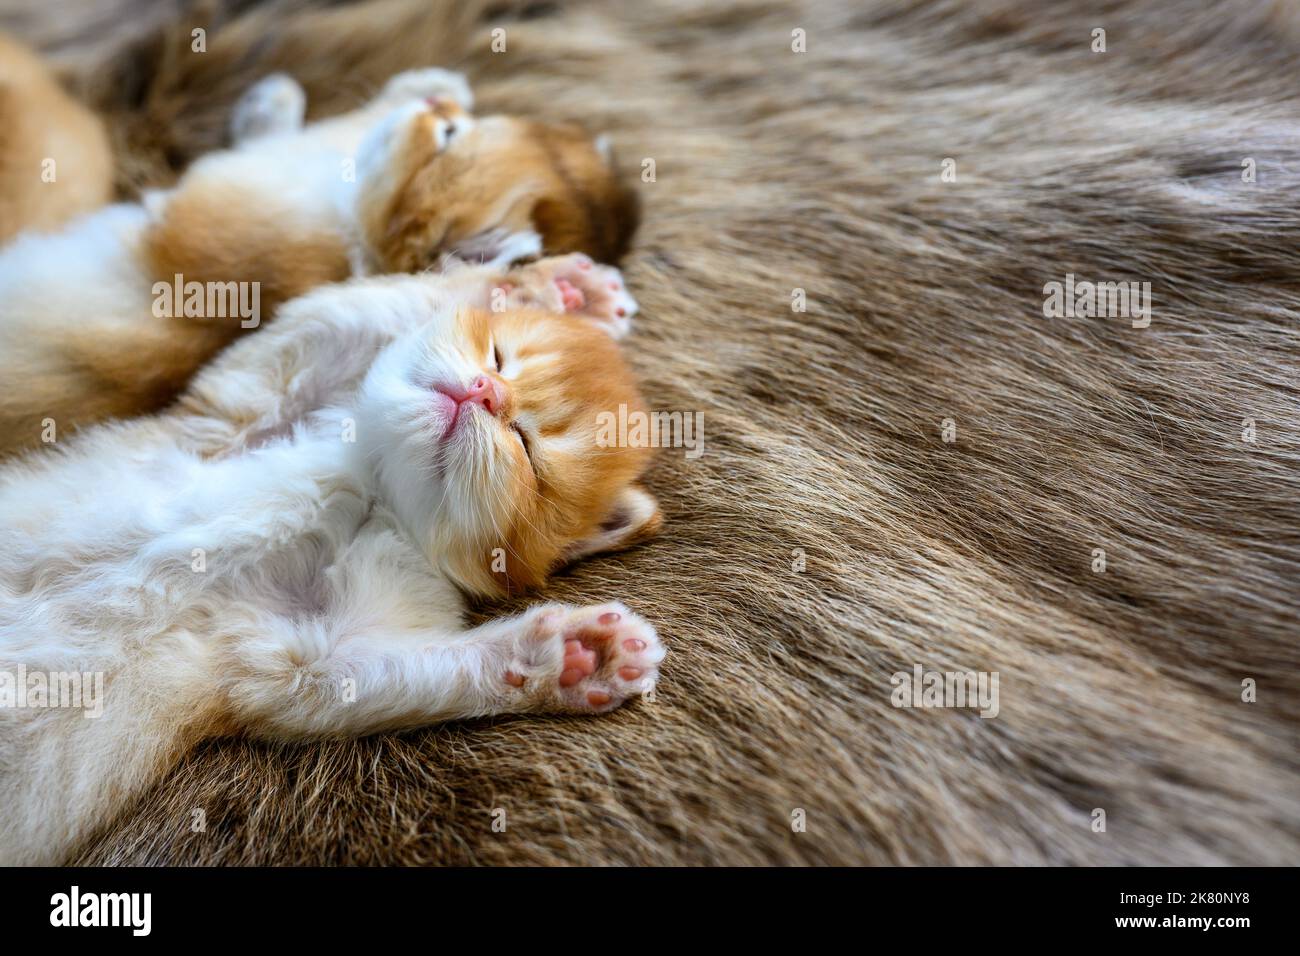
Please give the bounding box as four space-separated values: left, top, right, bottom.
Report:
493 343 503 372
512 422 535 470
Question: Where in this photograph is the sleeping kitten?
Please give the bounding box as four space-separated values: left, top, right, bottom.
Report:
0 67 637 458
0 254 662 865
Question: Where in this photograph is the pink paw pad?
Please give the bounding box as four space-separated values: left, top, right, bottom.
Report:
559 638 598 686
510 604 665 714
504 255 638 333
554 277 586 312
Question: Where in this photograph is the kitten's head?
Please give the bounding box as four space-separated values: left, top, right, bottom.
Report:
355 296 658 596
355 99 638 271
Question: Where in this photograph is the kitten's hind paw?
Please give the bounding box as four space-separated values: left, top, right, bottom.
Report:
230 73 306 144
497 254 639 338
504 603 664 714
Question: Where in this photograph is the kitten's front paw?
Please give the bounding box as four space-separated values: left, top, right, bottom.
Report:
504 603 663 713
378 67 473 111
230 73 306 143
495 254 639 338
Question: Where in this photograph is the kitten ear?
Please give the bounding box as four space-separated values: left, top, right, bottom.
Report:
564 485 661 562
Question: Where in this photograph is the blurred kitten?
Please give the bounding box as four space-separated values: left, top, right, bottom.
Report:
0 68 638 457
0 254 663 865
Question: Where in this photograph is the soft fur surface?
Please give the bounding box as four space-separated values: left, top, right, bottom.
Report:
4 0 1298 864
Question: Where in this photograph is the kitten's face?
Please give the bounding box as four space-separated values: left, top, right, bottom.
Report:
355 301 657 595
356 101 637 271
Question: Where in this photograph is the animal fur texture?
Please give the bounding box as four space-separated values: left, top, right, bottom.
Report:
3 0 1298 865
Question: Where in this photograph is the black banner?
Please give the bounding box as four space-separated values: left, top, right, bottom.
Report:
0 867 1284 941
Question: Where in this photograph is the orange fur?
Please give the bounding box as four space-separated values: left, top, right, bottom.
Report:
3 304 243 440
0 33 111 243
143 181 352 322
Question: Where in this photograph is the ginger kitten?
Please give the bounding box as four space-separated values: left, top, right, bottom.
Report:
0 67 637 458
0 254 662 865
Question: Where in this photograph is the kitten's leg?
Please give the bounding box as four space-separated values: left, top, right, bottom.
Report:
226 603 664 739
372 67 473 111
229 73 307 144
496 253 640 338
273 69 472 164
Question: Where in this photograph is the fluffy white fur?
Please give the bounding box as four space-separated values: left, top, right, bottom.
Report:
0 260 662 865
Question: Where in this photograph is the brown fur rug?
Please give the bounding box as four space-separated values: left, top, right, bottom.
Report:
4 0 1298 864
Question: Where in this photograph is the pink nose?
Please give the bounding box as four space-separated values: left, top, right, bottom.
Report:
463 375 505 416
